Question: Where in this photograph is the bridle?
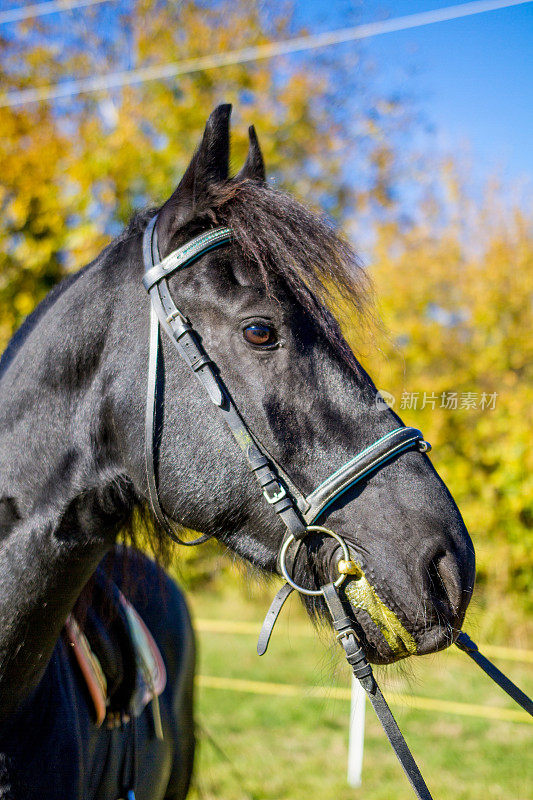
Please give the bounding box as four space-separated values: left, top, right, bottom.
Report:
142 215 532 800
142 215 430 548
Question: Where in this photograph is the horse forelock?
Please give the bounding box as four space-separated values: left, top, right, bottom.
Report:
126 181 372 372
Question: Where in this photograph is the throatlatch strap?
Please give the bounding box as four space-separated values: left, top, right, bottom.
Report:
456 632 533 717
257 582 294 656
321 583 434 800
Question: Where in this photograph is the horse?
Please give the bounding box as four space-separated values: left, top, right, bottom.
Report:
0 104 476 799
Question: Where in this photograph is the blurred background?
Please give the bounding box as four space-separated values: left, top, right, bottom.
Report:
1 2 531 797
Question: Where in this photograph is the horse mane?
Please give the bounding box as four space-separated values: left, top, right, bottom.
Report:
127 180 372 370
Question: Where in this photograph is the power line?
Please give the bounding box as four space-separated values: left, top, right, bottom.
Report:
0 0 111 26
1 0 531 109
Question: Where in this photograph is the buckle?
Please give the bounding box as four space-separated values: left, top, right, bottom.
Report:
336 628 357 643
262 482 287 504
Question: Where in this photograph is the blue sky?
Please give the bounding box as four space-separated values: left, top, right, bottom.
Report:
3 0 531 190
293 1 533 187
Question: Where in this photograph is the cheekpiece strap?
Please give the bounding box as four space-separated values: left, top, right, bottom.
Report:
142 216 218 546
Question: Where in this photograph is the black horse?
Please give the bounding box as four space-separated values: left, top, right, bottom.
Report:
0 105 475 799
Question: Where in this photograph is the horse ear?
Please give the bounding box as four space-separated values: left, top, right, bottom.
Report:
157 104 232 252
235 125 265 183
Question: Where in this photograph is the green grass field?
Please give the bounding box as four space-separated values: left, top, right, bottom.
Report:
185 584 532 800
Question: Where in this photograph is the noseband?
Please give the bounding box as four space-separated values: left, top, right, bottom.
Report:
142 216 532 800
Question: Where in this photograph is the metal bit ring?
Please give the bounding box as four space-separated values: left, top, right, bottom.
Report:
279 525 351 596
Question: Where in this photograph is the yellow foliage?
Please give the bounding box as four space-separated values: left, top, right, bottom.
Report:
2 0 396 338
353 175 533 634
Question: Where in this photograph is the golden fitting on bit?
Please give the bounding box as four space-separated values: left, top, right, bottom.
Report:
337 559 363 578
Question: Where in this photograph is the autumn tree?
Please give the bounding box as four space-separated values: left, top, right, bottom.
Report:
359 167 533 640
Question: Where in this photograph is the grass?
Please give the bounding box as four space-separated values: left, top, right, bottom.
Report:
184 582 532 800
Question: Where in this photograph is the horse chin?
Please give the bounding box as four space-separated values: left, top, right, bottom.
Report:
299 541 451 665
309 545 418 664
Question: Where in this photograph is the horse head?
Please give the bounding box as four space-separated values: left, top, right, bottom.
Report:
116 104 475 665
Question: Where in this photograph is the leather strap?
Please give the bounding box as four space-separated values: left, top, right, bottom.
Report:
321 583 434 800
365 686 433 800
257 582 294 656
142 216 306 544
305 427 429 524
143 217 212 545
143 226 233 292
456 632 533 717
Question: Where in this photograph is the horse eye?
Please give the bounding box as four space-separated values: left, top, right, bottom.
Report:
242 323 277 348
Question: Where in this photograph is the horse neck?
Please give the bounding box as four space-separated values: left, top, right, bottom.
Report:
0 235 143 718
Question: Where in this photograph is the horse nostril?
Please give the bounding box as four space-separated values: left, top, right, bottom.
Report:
427 551 463 618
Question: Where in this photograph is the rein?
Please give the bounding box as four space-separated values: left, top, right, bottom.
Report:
142 216 532 800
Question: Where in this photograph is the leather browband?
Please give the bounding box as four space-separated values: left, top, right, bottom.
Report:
143 227 233 292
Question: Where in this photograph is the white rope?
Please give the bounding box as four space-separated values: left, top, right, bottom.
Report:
2 0 531 108
0 0 111 26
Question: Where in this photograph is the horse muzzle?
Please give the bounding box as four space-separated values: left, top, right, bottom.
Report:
326 542 468 664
